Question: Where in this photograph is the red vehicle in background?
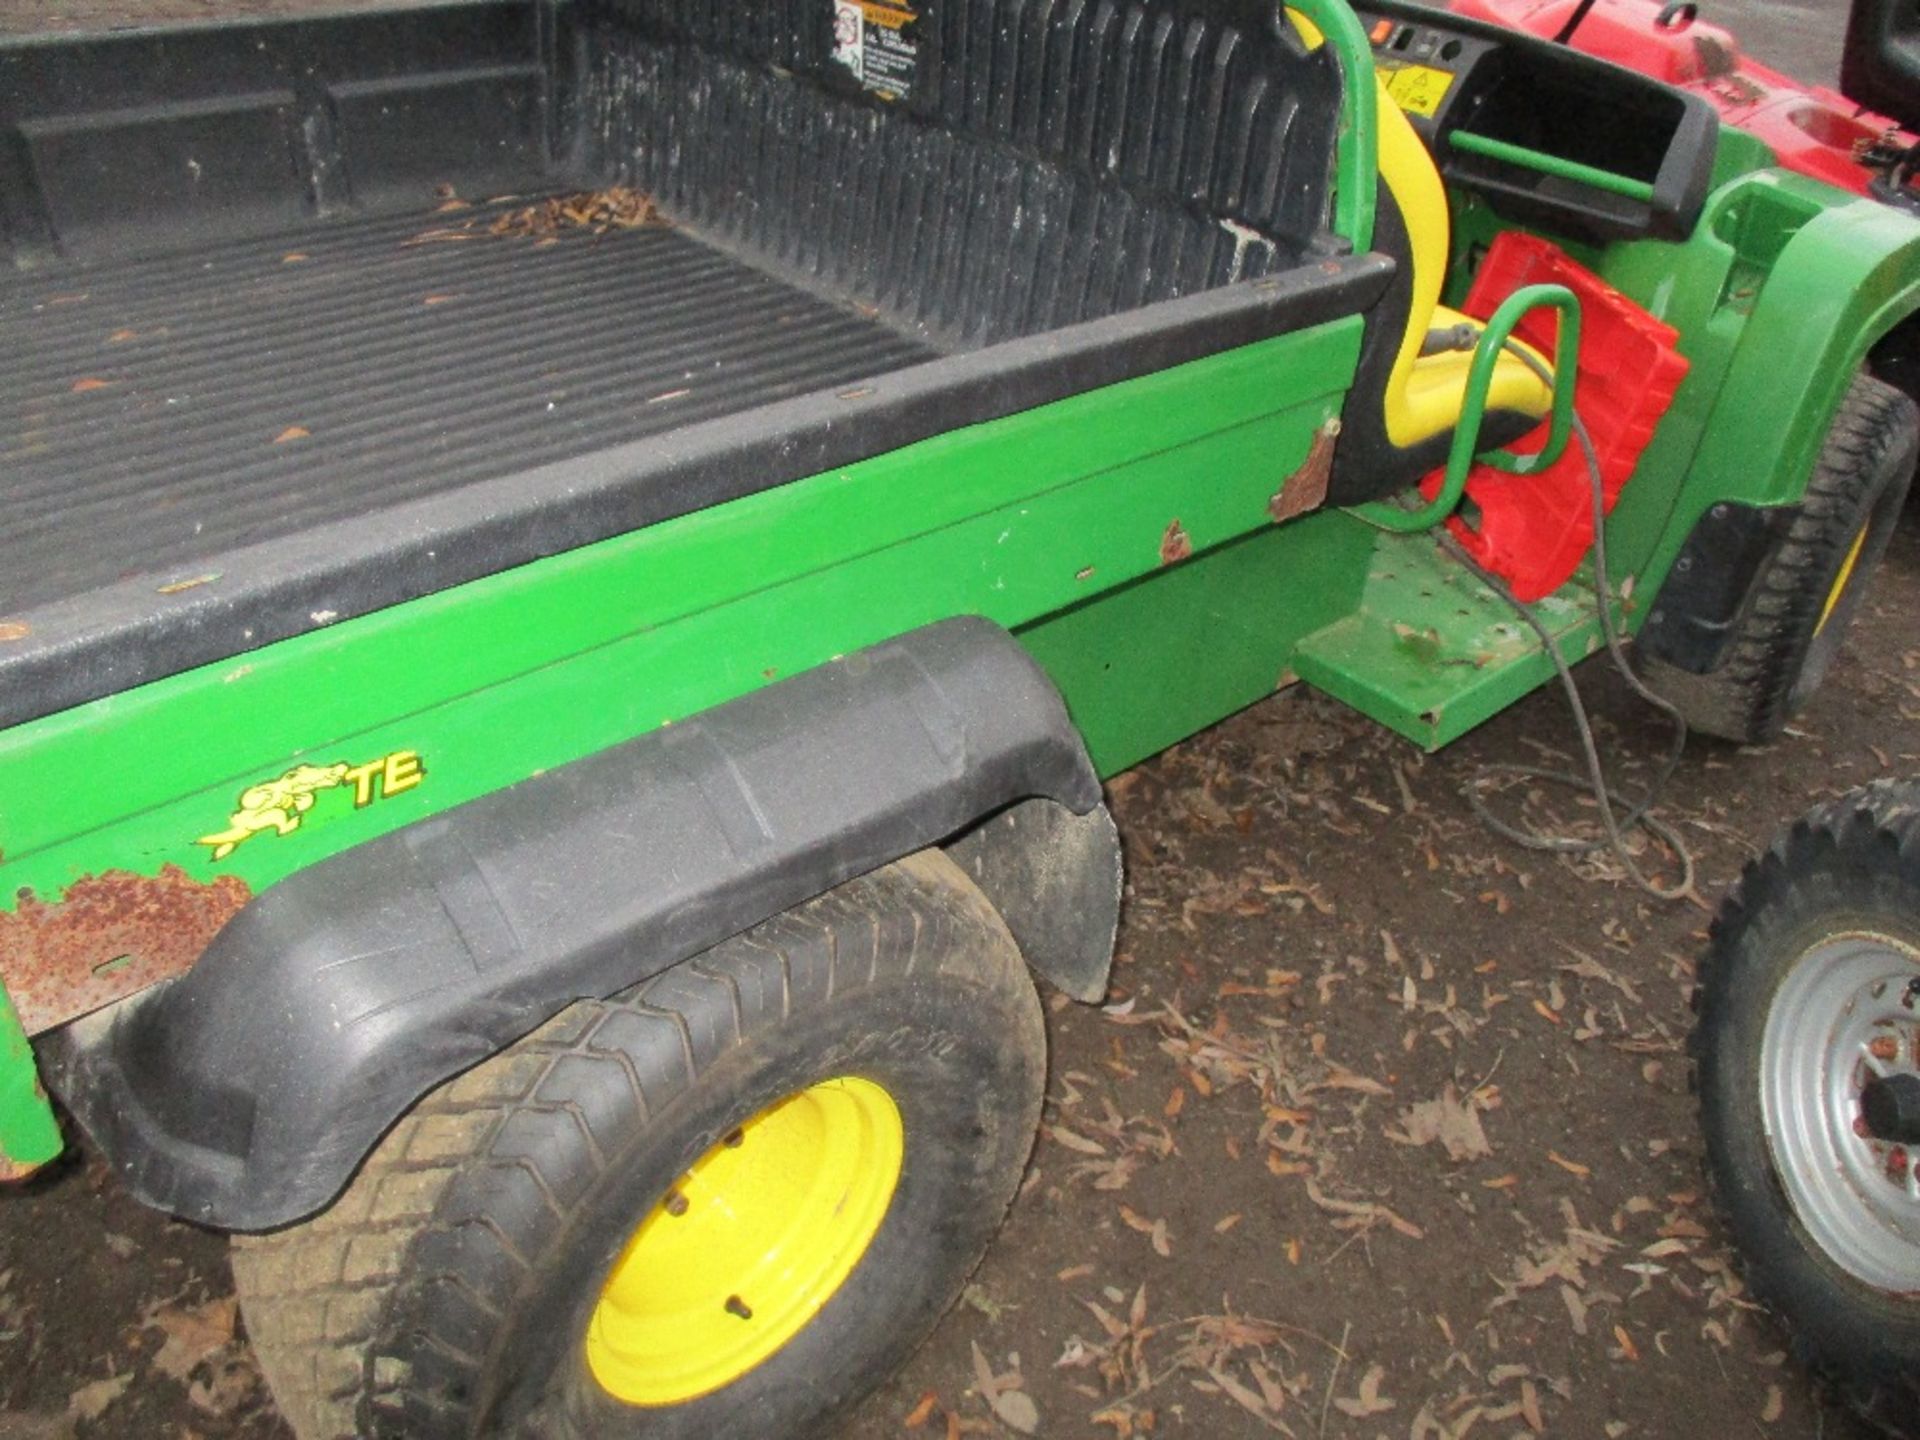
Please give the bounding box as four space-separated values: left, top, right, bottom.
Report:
1448 0 1919 206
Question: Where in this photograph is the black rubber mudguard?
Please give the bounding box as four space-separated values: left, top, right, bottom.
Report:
40 617 1108 1231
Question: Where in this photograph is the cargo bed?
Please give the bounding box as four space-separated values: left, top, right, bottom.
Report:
0 0 1388 726
4 198 937 615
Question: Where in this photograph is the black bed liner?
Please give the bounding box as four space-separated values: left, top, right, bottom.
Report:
0 0 1391 728
3 202 936 617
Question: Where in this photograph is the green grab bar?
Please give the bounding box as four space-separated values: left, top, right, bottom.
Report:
1351 282 1583 534
1447 131 1659 205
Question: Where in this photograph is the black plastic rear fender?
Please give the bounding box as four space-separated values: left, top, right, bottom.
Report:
41 617 1111 1231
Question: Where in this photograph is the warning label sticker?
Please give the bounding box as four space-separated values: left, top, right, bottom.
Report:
1378 62 1455 118
832 0 919 100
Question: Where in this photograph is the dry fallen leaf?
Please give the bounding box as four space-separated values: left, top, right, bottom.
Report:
1332 1362 1396 1418
1760 1383 1784 1423
1390 1082 1492 1161
969 1342 1038 1435
989 1389 1039 1434
68 1372 132 1423
1118 1204 1172 1258
903 1391 939 1428
149 1295 237 1382
1046 1125 1106 1156
273 425 311 444
188 1350 262 1417
1521 1377 1545 1432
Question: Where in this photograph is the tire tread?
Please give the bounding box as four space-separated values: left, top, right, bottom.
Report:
1642 373 1918 743
234 853 1032 1440
1691 780 1920 1438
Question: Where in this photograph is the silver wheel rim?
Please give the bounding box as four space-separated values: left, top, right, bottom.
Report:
1761 932 1920 1292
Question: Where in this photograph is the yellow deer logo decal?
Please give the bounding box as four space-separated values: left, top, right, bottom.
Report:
197 752 424 861
197 763 350 860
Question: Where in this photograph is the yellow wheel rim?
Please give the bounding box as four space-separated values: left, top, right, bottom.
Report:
1817 522 1871 635
585 1075 904 1406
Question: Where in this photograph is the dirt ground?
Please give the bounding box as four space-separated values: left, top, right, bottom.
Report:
0 1 1897 1438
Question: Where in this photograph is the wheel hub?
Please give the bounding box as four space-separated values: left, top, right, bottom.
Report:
584 1075 904 1406
1860 1072 1920 1145
1762 934 1920 1292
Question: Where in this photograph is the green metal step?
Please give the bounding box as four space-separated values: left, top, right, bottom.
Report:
1292 529 1625 750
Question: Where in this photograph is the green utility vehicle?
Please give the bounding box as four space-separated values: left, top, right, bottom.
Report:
3 0 1919 1435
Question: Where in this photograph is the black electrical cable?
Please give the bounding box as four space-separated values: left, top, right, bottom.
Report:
1402 340 1699 902
1552 0 1602 44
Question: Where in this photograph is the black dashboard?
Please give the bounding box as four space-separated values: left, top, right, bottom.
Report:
1352 1 1719 241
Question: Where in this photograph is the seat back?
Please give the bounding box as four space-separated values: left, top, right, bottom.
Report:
1373 84 1453 448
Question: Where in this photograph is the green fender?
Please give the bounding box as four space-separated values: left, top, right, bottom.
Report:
1646 178 1920 581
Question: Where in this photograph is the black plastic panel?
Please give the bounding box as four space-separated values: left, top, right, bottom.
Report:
0 2 559 264
1638 501 1800 674
0 204 934 618
1844 0 1920 135
329 64 548 207
576 0 1342 348
21 92 307 257
1354 0 1717 241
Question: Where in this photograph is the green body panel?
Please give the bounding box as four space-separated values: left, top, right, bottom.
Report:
1450 149 1920 586
1629 179 1920 584
1019 510 1379 773
0 985 61 1173
0 320 1362 911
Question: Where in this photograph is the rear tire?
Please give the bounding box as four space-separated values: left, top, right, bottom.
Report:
231 851 1047 1439
1694 780 1920 1439
1641 371 1916 744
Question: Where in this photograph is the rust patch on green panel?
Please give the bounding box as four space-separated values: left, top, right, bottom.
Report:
1159 520 1193 566
0 866 251 1035
1268 419 1340 524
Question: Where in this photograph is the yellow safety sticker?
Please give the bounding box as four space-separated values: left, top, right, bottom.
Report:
853 0 912 27
1380 62 1455 119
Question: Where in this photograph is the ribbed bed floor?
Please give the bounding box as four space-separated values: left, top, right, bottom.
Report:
1 198 937 614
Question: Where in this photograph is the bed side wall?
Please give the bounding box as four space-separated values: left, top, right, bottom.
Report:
0 1 567 266
574 0 1344 346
